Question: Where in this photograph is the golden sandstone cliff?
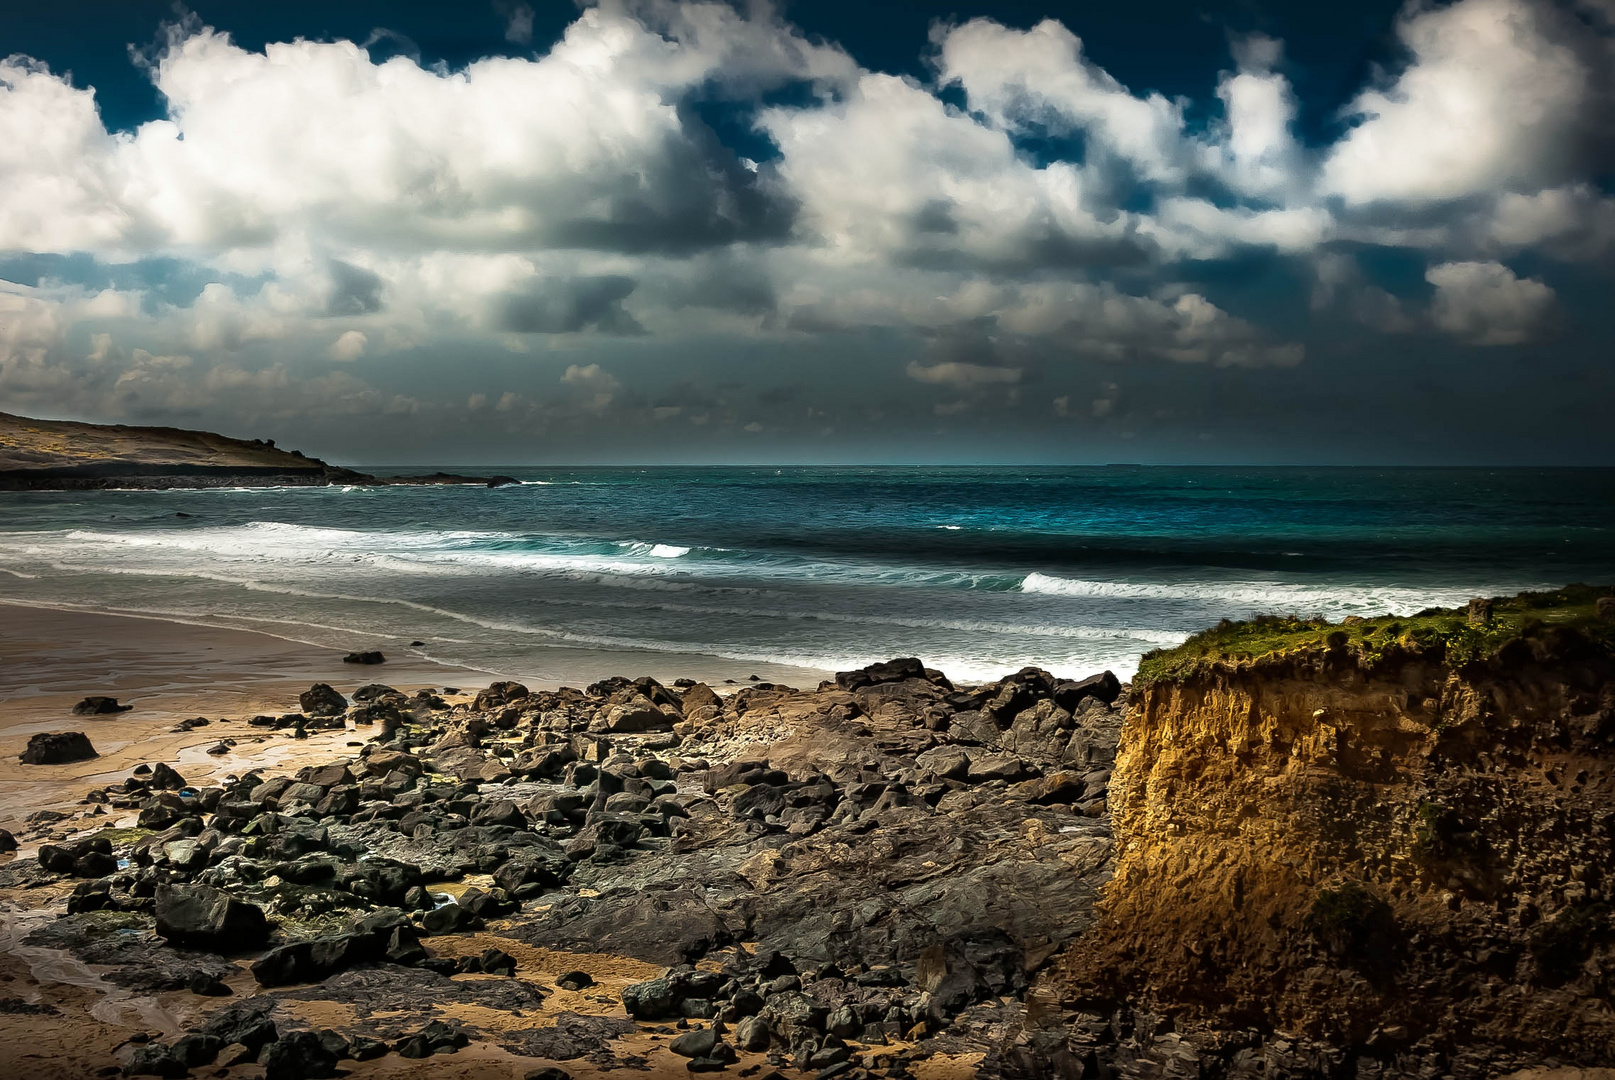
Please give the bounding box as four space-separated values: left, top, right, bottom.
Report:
1019 588 1615 1079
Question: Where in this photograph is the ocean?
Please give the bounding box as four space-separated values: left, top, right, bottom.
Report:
1 466 1612 686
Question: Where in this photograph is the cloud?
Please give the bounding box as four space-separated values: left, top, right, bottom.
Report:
935 18 1190 185
0 3 853 261
906 360 1023 388
494 275 642 334
327 261 384 317
1426 260 1556 344
0 0 1607 458
1321 0 1596 205
498 1 536 46
561 362 621 411
328 330 368 361
759 70 1142 271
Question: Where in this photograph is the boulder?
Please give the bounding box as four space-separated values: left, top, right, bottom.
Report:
19 731 97 764
621 975 681 1019
72 695 131 716
350 683 399 702
258 1029 339 1080
735 1014 772 1052
681 682 723 715
835 657 927 691
604 698 671 733
299 684 348 717
1050 671 1122 709
474 681 530 710
670 1026 719 1057
122 1044 188 1078
915 745 971 781
342 650 386 665
147 762 188 790
155 884 269 950
966 752 1029 783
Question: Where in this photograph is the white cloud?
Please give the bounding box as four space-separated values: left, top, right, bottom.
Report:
936 18 1189 184
328 329 368 361
760 71 1137 269
1426 260 1556 344
906 360 1022 388
1202 35 1305 200
561 361 621 411
1322 0 1592 205
0 3 855 261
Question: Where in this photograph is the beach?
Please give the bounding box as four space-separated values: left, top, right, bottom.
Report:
0 604 1055 1079
0 605 487 832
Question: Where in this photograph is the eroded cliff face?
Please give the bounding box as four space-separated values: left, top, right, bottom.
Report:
1053 625 1615 1075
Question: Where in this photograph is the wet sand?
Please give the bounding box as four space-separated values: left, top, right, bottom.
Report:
0 604 487 833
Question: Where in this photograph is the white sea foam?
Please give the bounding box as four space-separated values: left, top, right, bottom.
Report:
1018 571 1479 614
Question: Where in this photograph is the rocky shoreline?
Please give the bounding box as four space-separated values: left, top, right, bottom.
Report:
2 588 1612 1080
1 659 1124 1079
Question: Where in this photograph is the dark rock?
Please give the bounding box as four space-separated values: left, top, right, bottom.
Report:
187 970 233 996
349 1036 387 1060
0 829 15 851
20 731 97 764
170 1033 223 1068
198 1002 278 1052
474 681 530 710
1051 671 1122 709
155 885 269 950
258 1029 339 1080
622 975 682 1019
965 752 1028 783
72 696 131 716
146 762 187 790
421 902 484 935
736 1014 772 1052
556 970 595 991
299 684 348 717
524 1070 573 1080
343 650 386 665
351 683 399 702
670 1026 720 1057
834 658 926 691
122 1044 188 1078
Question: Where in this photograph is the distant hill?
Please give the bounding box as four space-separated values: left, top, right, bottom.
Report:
0 412 513 490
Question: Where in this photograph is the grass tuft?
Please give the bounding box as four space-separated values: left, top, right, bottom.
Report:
1135 584 1615 684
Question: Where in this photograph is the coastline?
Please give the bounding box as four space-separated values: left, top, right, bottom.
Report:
0 604 831 833
0 605 481 833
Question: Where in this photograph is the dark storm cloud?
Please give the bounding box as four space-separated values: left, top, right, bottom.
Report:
494 275 644 335
326 260 385 316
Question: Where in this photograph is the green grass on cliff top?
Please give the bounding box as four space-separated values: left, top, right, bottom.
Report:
1136 584 1615 683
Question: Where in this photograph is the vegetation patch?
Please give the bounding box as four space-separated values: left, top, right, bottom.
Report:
1136 584 1615 684
1305 881 1397 962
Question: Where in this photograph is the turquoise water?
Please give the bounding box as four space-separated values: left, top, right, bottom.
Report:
1 466 1611 683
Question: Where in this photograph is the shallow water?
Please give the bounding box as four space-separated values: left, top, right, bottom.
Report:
1 466 1612 682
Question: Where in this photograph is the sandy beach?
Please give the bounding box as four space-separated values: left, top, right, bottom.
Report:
0 604 489 832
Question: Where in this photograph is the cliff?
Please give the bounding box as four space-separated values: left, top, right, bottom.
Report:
1039 586 1615 1078
0 412 513 489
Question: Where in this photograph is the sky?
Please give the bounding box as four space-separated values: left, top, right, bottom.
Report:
0 0 1612 465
